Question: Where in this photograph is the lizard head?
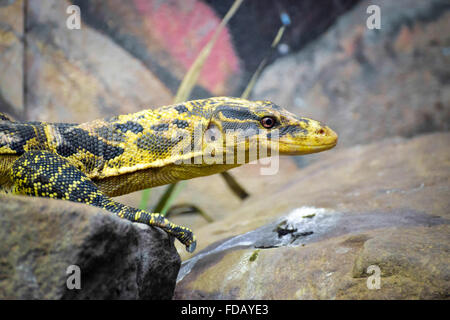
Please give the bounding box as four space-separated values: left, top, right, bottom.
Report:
202 97 338 162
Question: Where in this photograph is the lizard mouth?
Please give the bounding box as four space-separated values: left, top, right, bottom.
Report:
277 141 337 155
276 127 338 155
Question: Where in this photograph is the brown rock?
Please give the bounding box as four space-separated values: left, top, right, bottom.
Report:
351 227 450 299
175 225 449 299
71 0 241 96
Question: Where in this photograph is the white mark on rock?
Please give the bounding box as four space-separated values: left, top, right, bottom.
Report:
335 247 350 254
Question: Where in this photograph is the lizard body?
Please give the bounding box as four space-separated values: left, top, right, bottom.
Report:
0 97 338 252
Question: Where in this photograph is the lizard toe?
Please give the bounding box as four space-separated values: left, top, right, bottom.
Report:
186 241 197 253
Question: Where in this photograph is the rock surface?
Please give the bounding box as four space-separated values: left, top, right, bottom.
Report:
253 0 450 151
72 0 241 97
24 0 173 123
174 132 450 299
0 195 180 299
0 0 24 118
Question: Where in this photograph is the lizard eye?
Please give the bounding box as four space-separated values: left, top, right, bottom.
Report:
261 116 276 129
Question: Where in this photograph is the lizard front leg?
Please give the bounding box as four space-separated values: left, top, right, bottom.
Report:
10 150 196 252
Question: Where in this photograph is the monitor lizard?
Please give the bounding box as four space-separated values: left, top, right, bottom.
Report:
0 97 338 252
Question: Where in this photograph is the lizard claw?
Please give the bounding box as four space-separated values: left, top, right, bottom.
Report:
186 241 197 253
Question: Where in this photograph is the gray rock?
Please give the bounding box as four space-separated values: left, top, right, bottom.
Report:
0 196 180 299
253 0 450 153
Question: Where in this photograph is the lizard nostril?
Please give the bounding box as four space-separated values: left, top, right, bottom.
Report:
318 128 325 135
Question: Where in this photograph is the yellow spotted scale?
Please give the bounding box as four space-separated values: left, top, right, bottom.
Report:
0 97 338 252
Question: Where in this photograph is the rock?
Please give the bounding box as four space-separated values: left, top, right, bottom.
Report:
174 132 450 299
0 195 180 299
0 0 24 118
253 0 450 150
176 225 449 299
72 0 241 97
24 0 173 123
350 227 449 299
206 0 359 91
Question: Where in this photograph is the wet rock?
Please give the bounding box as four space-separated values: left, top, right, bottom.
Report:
174 133 450 299
175 226 449 299
0 195 180 299
24 0 173 123
253 0 450 150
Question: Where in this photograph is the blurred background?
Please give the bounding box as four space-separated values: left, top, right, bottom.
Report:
0 0 449 299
